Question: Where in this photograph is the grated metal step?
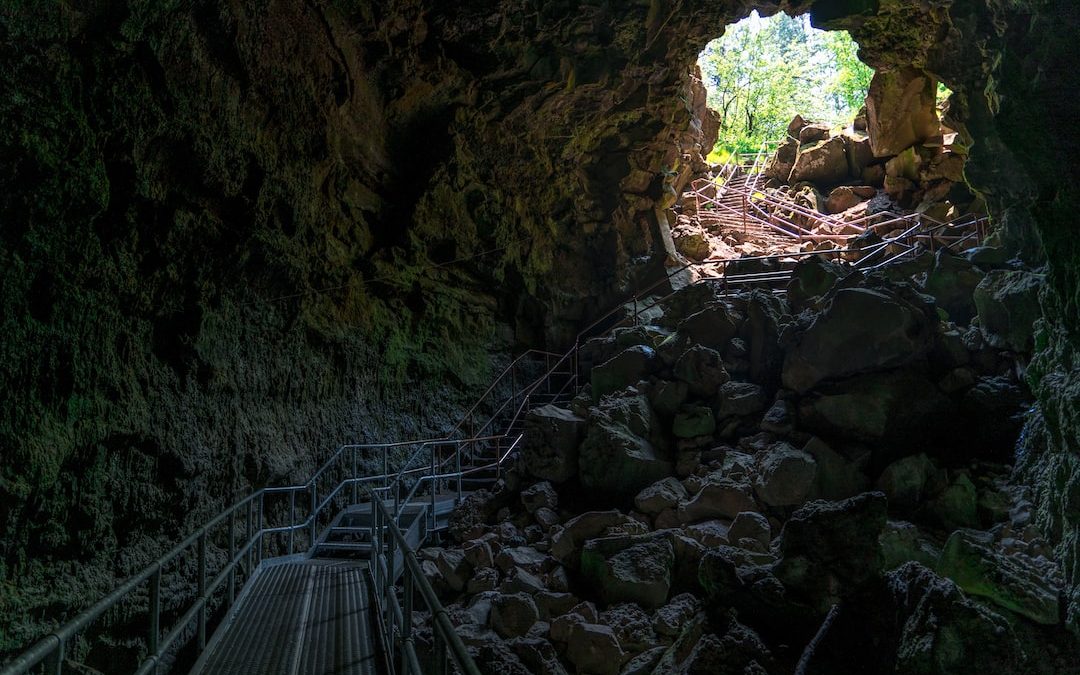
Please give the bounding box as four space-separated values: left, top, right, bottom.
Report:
191 560 377 675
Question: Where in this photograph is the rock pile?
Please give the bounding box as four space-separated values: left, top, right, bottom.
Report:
416 250 1069 673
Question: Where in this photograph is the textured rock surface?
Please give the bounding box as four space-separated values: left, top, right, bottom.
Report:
3 0 1080 661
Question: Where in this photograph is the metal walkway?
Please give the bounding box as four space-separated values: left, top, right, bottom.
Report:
2 156 993 675
192 560 376 675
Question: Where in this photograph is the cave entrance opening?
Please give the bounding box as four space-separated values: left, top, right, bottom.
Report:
697 11 870 163
676 10 976 264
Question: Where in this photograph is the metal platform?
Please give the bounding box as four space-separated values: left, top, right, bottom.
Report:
191 559 377 675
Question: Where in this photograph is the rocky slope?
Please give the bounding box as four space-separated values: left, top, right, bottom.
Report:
2 0 1079 662
420 250 1077 673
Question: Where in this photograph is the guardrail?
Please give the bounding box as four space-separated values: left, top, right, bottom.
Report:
366 484 481 675
2 196 992 674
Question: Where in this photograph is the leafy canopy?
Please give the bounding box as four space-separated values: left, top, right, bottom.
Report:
698 12 874 157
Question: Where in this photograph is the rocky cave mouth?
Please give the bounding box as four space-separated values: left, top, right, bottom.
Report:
2 1 1079 674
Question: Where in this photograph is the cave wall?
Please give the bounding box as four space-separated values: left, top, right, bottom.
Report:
2 0 1079 654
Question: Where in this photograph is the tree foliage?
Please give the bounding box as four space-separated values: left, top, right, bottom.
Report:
698 12 874 156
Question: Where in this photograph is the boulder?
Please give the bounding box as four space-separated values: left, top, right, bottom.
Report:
743 290 787 387
648 379 688 418
672 405 715 439
922 249 985 324
864 67 941 157
774 492 888 611
927 473 979 530
551 510 645 563
888 563 1024 672
634 477 688 516
843 131 876 178
523 405 587 483
804 437 870 500
765 137 798 181
492 593 541 639
938 529 1061 624
565 623 625 675
797 370 953 447
581 536 675 609
677 304 738 352
508 638 569 675
436 548 472 593
673 344 730 397
682 520 731 548
782 287 936 393
879 520 940 571
599 602 662 654
753 442 817 508
785 255 844 311
672 225 711 262
714 381 768 420
825 186 866 214
521 481 558 514
973 270 1044 352
468 567 500 594
728 511 771 549
677 477 757 524
592 345 658 401
789 135 850 187
799 123 831 144
653 593 702 637
875 454 943 509
579 418 672 502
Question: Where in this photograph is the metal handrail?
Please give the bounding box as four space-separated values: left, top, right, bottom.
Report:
3 183 991 674
366 484 481 675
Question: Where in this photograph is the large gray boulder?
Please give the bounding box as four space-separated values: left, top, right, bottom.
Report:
973 269 1044 352
938 529 1062 624
491 593 541 639
523 405 586 483
782 287 936 392
922 249 985 325
581 536 675 609
888 563 1023 672
753 442 817 508
673 344 730 397
565 622 625 675
774 492 888 612
864 67 941 157
789 135 850 187
676 477 757 524
579 396 673 501
797 370 953 446
591 345 659 402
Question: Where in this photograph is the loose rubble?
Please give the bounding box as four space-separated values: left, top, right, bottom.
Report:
416 250 1070 673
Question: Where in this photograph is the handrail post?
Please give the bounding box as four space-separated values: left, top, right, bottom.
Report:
310 486 318 551
197 532 207 652
430 447 438 532
228 508 236 605
257 492 264 566
289 490 296 556
633 295 639 326
149 567 161 658
401 567 414 675
432 628 447 675
383 447 389 492
246 500 254 575
48 637 64 675
455 442 463 506
352 448 359 505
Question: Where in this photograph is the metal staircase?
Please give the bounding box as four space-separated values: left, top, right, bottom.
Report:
2 195 992 675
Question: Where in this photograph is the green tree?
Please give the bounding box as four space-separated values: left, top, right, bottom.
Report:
698 13 874 156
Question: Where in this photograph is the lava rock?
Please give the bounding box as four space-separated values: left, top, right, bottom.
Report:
523 405 587 483
581 536 675 609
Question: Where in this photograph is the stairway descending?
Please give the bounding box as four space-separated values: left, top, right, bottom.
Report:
191 560 377 675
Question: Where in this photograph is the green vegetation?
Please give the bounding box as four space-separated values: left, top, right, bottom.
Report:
699 12 874 156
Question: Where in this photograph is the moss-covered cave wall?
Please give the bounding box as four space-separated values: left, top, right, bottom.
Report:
2 0 1079 655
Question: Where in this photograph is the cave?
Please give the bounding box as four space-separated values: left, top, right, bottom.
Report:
2 1 1079 674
